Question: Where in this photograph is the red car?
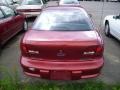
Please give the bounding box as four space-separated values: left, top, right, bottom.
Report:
0 4 27 50
20 6 104 80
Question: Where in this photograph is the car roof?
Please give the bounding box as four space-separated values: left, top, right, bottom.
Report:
0 3 15 10
44 6 84 11
0 3 7 6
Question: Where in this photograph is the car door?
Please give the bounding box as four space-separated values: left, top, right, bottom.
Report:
1 6 18 42
114 19 120 40
0 9 7 45
110 16 120 40
13 12 25 33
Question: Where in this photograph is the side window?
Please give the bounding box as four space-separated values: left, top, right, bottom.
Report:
1 0 8 5
42 0 46 4
0 10 5 19
1 6 15 17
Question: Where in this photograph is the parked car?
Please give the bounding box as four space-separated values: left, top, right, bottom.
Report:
0 4 27 50
106 0 120 2
16 0 47 18
58 0 80 6
20 6 104 80
103 14 120 40
0 0 20 9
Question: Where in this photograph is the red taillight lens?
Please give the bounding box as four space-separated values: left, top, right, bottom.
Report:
83 45 103 59
95 45 104 56
21 43 28 56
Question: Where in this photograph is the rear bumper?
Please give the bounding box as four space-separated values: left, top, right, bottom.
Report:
20 12 40 18
20 56 104 80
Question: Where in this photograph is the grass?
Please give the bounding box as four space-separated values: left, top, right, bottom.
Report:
0 66 120 90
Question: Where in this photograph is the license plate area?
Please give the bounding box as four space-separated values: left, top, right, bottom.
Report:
50 70 71 80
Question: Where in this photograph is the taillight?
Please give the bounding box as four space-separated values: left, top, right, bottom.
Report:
21 43 28 56
96 46 103 53
95 45 103 56
21 43 40 57
83 45 103 59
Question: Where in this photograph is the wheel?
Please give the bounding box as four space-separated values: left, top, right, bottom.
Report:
0 44 2 54
104 23 111 37
23 21 28 31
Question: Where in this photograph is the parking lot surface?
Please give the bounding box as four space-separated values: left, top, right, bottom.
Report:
0 1 120 84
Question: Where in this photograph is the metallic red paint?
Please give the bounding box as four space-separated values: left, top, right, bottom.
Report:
20 56 103 80
0 5 25 46
20 6 104 80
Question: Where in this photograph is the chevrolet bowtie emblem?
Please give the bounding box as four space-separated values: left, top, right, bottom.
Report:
57 50 66 57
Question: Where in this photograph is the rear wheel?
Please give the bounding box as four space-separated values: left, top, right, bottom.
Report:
105 23 111 37
0 43 2 54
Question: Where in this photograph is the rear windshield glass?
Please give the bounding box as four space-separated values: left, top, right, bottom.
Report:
60 0 79 4
21 0 42 5
6 0 13 5
1 0 13 5
33 10 93 31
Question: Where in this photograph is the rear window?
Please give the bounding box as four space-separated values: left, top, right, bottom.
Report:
0 10 4 19
21 0 42 5
60 0 79 4
33 9 93 31
6 0 13 5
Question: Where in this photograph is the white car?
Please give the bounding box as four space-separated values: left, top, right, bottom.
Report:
103 14 120 40
59 0 80 6
16 0 47 18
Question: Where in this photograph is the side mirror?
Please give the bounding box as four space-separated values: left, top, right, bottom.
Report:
56 1 59 6
88 14 92 18
56 1 59 5
13 0 19 4
113 16 117 19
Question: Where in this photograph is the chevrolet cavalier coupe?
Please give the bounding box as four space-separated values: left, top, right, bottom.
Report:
20 6 104 80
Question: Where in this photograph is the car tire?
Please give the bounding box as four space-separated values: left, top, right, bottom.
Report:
23 21 28 31
105 23 111 37
0 44 2 54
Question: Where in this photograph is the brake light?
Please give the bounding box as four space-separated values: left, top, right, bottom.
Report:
83 45 103 59
96 46 103 53
95 45 103 57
